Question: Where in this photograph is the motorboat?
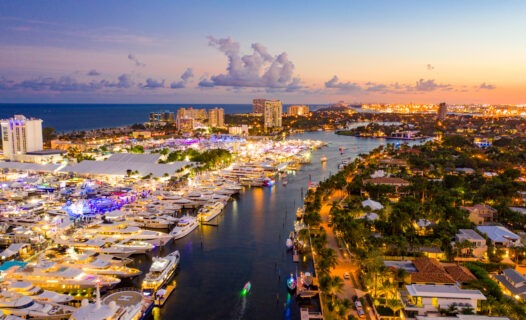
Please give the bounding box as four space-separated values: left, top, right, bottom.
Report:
296 207 304 219
169 216 198 240
285 238 293 250
141 250 180 296
4 281 73 304
294 220 307 232
0 290 75 318
197 202 224 222
241 282 251 296
320 155 327 163
286 274 297 292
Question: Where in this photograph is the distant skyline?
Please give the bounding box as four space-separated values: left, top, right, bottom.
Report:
1 1 525 104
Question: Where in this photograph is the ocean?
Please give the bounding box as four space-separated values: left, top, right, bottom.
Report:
0 104 257 132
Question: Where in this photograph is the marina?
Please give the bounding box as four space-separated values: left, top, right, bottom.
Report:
0 131 416 319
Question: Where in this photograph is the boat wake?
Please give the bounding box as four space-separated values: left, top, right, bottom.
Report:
231 296 248 320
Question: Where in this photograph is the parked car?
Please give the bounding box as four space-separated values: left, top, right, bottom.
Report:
344 272 350 280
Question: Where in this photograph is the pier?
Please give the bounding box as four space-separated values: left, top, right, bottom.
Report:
154 284 176 307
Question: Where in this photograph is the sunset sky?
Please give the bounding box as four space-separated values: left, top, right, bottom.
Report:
1 1 525 104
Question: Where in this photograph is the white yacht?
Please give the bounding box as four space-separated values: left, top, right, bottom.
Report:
82 221 172 246
142 250 180 296
3 261 120 294
4 281 73 304
112 240 155 254
71 286 143 320
56 238 137 258
169 216 198 240
0 290 75 319
197 202 224 222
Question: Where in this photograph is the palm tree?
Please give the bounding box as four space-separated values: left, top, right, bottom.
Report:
334 298 352 319
327 276 344 303
316 247 337 276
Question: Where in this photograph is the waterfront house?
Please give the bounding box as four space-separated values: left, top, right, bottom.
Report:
493 268 526 300
476 225 520 247
454 229 488 258
401 284 486 317
409 257 476 286
461 204 496 225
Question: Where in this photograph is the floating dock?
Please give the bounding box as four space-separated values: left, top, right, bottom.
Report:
154 284 176 306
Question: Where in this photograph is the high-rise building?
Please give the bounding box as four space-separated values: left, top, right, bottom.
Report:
149 111 175 123
208 107 225 127
288 105 309 116
0 115 43 161
177 107 208 121
177 117 194 133
263 100 283 128
253 99 266 114
437 102 448 120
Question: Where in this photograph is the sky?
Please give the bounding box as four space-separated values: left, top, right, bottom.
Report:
1 1 525 104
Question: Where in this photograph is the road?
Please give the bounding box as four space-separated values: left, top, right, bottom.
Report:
318 191 377 320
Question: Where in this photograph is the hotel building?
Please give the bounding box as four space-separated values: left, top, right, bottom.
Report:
252 99 266 114
288 105 309 116
1 115 43 161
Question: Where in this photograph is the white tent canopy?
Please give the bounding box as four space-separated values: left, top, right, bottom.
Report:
361 199 384 211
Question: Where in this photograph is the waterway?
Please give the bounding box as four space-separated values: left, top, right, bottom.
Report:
133 132 425 320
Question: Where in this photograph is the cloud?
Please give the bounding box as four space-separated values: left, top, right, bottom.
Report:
426 64 434 70
128 53 145 67
170 68 194 89
198 78 216 88
366 84 388 92
325 76 361 92
412 79 451 91
141 78 165 89
0 74 135 92
87 69 101 76
202 36 302 91
479 82 496 90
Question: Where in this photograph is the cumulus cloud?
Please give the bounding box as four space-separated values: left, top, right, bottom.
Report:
141 78 165 89
479 82 496 90
170 68 194 89
426 64 434 70
201 36 302 91
128 53 145 67
87 69 101 76
325 76 361 92
412 79 451 91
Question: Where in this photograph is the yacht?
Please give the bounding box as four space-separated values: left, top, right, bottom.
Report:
4 261 120 294
112 240 155 254
320 155 327 163
296 207 304 219
82 221 172 246
4 281 73 304
197 202 224 222
142 250 180 296
169 216 198 240
0 290 75 319
71 285 143 320
56 238 136 258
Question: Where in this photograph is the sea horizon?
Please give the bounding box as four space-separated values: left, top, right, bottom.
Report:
0 103 325 133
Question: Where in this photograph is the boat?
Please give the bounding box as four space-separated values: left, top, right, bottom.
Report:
169 216 198 240
241 282 251 296
142 250 180 296
339 146 345 154
320 155 327 163
4 281 73 304
197 202 224 222
71 283 143 320
0 290 75 319
3 261 120 294
285 238 293 250
286 274 296 292
296 207 304 219
282 179 288 186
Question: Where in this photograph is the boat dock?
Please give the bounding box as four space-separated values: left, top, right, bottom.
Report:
154 284 176 306
300 308 324 320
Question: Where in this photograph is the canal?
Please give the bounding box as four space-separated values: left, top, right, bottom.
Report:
139 131 423 320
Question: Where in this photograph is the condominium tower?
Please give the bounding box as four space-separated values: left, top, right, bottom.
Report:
263 100 283 128
0 115 43 161
208 107 225 127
